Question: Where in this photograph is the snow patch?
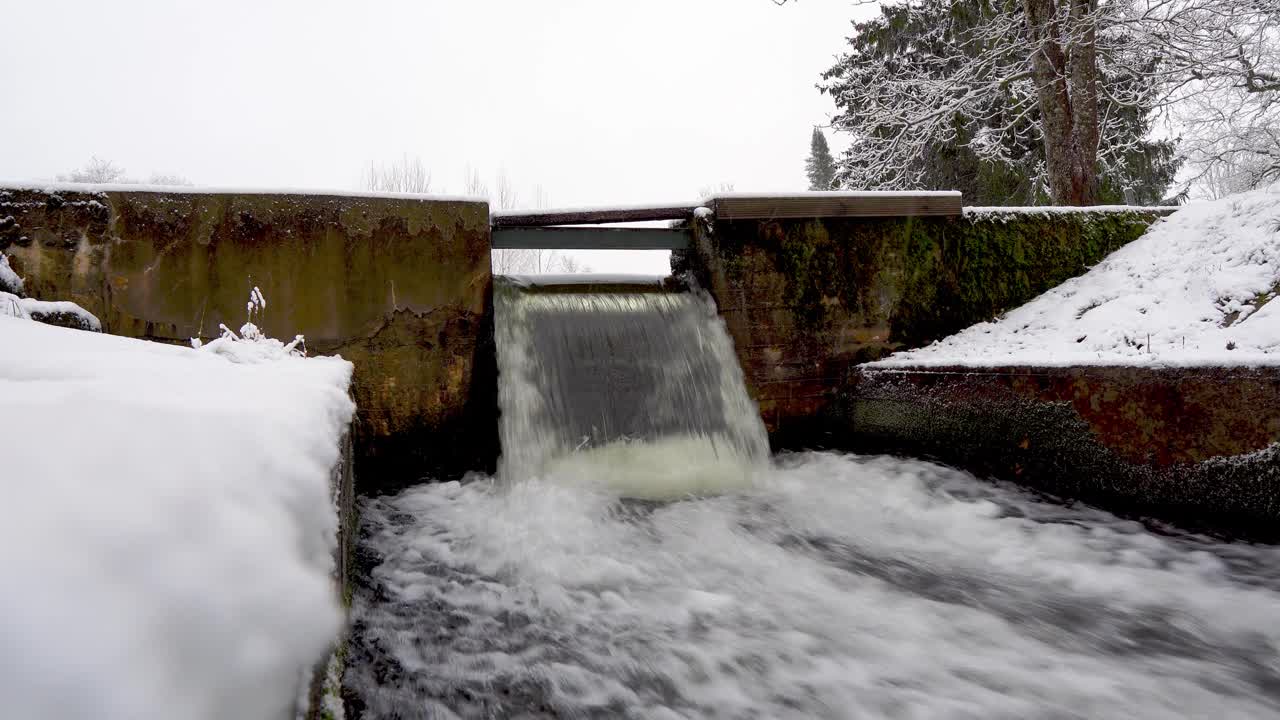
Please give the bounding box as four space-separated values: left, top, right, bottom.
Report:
1 290 29 319
964 205 1174 216
875 187 1280 367
18 297 102 331
492 201 701 219
0 315 355 720
0 252 23 295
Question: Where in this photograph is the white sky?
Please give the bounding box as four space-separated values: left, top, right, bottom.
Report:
0 0 872 273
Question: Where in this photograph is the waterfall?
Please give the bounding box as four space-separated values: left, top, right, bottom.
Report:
493 278 768 498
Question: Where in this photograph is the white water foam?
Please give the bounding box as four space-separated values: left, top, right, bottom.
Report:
494 282 769 498
346 452 1280 719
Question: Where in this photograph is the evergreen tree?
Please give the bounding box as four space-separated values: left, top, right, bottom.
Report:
805 128 837 190
819 0 1180 205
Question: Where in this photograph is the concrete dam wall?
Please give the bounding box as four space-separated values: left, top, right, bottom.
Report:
7 183 1275 536
1 185 494 489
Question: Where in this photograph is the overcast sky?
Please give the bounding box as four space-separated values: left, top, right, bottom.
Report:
1 0 872 272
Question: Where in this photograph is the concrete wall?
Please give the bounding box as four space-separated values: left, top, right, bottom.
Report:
841 366 1280 539
301 429 357 720
1 186 495 490
673 208 1170 442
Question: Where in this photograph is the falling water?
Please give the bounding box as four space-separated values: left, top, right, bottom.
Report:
493 279 769 498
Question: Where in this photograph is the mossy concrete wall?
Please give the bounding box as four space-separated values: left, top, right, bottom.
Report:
672 208 1171 442
841 366 1280 540
1 186 495 490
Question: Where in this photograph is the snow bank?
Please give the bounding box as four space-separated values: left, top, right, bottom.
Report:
875 187 1280 367
1 249 103 332
16 297 102 331
2 291 28 319
0 252 23 295
0 316 355 720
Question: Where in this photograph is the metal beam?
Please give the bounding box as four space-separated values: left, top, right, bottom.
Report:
492 205 699 227
492 226 691 250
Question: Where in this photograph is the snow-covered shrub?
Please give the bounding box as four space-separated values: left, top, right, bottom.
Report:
194 286 307 362
19 298 102 332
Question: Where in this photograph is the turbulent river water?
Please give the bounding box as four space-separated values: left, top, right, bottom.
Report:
344 282 1280 719
345 454 1280 719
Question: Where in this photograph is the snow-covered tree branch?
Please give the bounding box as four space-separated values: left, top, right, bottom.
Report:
818 0 1277 203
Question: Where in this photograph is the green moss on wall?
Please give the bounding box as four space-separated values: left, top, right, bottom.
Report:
889 210 1162 346
712 208 1165 348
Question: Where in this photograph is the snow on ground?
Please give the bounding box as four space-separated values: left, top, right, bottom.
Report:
0 252 23 295
0 315 355 720
1 291 25 319
2 295 102 331
876 186 1280 367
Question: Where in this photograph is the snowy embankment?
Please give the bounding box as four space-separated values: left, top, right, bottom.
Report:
3 253 102 330
875 187 1280 367
0 315 355 719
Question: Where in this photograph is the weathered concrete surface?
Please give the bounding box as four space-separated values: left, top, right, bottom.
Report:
672 208 1170 440
837 366 1280 539
2 186 495 488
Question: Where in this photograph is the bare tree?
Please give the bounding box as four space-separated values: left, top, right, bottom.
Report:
698 182 736 198
147 173 192 186
1138 0 1280 192
58 158 200 187
531 184 552 210
58 157 128 184
495 170 519 210
364 154 433 194
462 166 488 197
484 171 589 275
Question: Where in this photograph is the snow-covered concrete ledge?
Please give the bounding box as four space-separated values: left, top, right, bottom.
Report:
963 204 1177 216
0 316 355 719
0 178 486 204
